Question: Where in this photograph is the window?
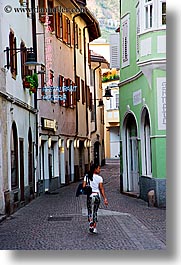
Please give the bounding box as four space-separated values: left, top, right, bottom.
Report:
162 2 166 25
145 0 153 29
79 28 82 53
9 30 17 78
110 97 113 109
115 94 119 109
136 4 140 59
91 105 95 122
74 23 79 48
89 92 92 111
55 12 63 39
62 14 71 46
121 14 130 68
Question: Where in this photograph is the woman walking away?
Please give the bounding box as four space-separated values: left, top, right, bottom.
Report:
83 163 108 234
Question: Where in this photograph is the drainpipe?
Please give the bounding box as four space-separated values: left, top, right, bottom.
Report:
73 13 82 136
31 0 38 193
91 62 101 134
83 26 89 136
31 0 38 156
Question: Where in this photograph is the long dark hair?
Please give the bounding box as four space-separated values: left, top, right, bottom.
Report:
87 163 99 181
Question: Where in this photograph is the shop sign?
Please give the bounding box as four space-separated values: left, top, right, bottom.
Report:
41 118 57 131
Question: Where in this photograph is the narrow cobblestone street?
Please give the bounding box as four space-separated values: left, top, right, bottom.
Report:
0 162 166 250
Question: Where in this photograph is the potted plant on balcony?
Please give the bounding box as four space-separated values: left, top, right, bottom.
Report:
23 73 38 94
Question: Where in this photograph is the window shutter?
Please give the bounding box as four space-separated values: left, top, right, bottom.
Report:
55 12 60 38
48 0 55 32
76 75 80 101
64 78 69 107
59 75 64 106
110 33 120 69
81 79 85 104
39 0 46 23
89 92 92 111
62 14 68 43
122 14 130 68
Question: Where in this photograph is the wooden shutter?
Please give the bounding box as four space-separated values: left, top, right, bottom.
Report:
48 0 55 32
55 12 60 38
72 81 76 107
62 14 68 43
81 79 85 104
59 75 64 106
64 78 71 107
89 92 92 111
76 75 80 101
38 0 46 23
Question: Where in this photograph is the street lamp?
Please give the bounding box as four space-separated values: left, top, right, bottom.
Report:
97 99 104 107
4 46 41 70
103 87 113 100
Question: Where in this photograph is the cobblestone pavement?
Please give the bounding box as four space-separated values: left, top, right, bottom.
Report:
0 162 166 250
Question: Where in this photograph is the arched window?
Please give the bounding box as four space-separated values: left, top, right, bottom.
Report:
11 122 18 189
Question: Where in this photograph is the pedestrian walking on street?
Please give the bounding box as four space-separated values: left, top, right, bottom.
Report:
83 163 108 234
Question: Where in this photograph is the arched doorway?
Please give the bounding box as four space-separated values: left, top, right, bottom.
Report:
122 113 139 193
28 128 34 197
11 122 18 190
141 107 152 176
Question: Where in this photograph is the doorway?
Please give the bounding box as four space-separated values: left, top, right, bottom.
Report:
19 139 24 202
122 113 139 193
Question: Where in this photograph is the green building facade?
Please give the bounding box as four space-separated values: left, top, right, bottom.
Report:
119 0 166 207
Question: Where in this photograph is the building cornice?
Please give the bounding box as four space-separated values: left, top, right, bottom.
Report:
0 90 36 114
119 71 143 87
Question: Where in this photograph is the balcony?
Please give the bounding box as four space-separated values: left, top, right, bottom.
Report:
137 30 166 86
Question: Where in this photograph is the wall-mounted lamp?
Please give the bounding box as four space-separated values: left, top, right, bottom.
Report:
97 99 104 107
48 136 51 148
103 87 113 100
87 140 91 148
74 139 80 148
58 138 62 148
24 49 41 70
92 98 104 107
74 140 77 148
84 140 87 148
39 135 42 147
67 139 70 149
4 47 41 71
